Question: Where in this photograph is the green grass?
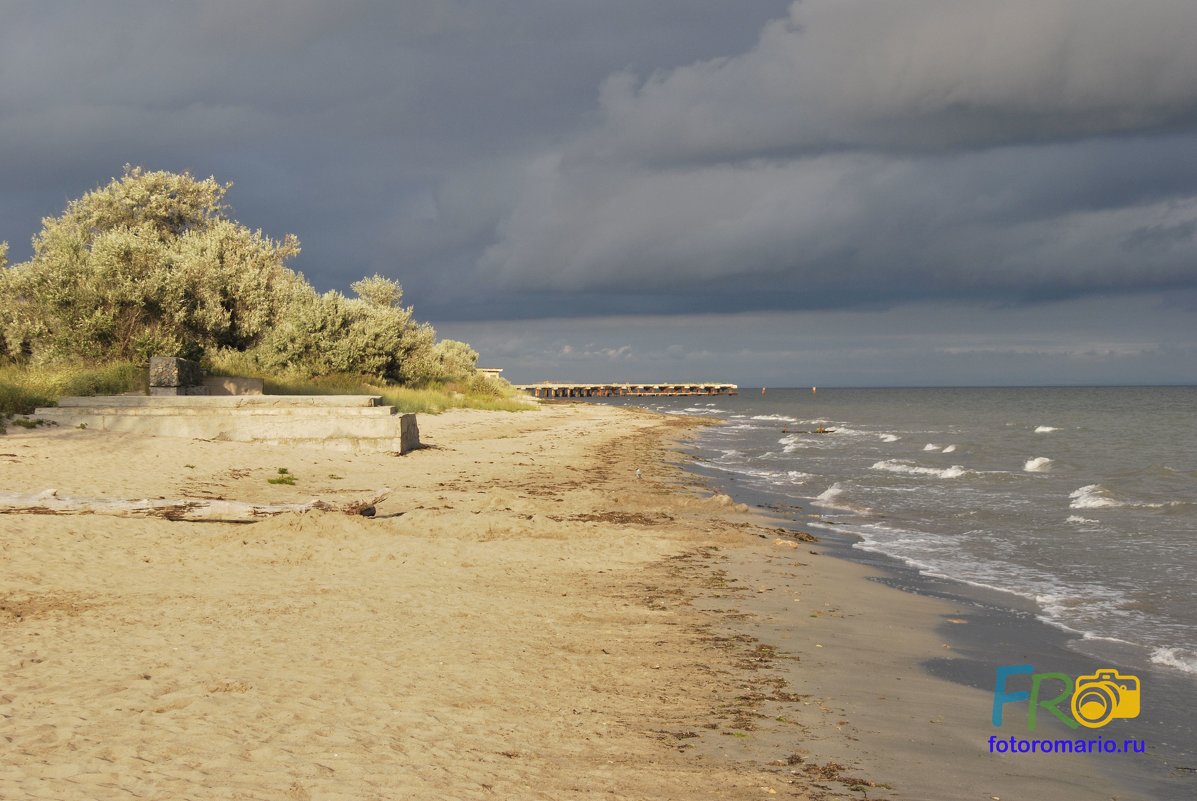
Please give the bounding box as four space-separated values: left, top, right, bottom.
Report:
1 362 145 432
219 370 535 414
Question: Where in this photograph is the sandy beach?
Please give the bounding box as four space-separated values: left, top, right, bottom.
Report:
0 403 1169 800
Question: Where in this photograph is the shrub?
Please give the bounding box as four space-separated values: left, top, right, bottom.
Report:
0 167 302 365
0 168 498 394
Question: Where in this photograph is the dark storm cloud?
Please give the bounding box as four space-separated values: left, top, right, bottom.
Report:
479 0 1197 314
0 0 790 296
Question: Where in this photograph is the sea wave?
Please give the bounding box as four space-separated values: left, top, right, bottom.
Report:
1035 425 1058 433
1024 457 1053 472
1151 646 1197 675
751 414 798 422
812 482 869 513
1068 483 1173 510
1069 484 1121 508
1066 515 1099 525
871 459 970 479
695 459 816 488
815 483 843 503
923 443 940 451
880 434 900 443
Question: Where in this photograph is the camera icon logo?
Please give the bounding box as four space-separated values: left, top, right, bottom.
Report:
1071 669 1141 728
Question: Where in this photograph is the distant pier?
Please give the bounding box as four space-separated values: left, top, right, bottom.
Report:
514 382 738 398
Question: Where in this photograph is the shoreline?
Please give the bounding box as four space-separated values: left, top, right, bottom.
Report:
676 414 1196 800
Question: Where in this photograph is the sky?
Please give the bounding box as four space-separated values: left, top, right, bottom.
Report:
2 0 1196 386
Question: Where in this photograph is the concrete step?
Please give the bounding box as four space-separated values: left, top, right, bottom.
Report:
32 395 420 453
34 411 411 441
35 405 398 418
54 394 383 408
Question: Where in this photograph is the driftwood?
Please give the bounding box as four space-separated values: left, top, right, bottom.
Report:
0 488 391 522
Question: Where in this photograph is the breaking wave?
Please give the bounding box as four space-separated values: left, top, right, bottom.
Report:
1069 484 1120 508
1151 646 1197 675
871 460 970 479
1024 457 1053 472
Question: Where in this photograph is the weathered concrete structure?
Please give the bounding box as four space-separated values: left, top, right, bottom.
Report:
146 356 264 396
34 395 420 454
514 382 738 398
148 356 208 396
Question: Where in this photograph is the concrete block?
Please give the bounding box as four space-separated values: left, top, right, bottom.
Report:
400 414 421 452
149 356 204 388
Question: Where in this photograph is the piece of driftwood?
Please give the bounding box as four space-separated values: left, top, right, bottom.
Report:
0 488 390 522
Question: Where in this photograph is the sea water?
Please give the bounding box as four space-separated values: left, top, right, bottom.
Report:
612 387 1197 678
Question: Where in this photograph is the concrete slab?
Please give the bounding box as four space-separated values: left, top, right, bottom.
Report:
33 395 420 454
53 395 383 408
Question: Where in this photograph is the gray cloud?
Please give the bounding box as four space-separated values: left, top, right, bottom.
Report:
481 138 1197 307
0 0 790 293
478 1 1197 313
439 292 1197 386
594 0 1197 162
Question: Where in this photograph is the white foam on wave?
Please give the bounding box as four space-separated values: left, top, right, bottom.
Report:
1024 457 1053 472
880 434 900 443
787 471 814 483
751 414 798 422
1151 646 1197 675
1066 515 1099 525
1069 484 1120 509
1068 484 1173 510
942 444 956 453
815 483 843 503
812 483 870 513
871 459 970 479
777 433 803 454
683 406 730 414
923 443 940 451
1035 425 1058 433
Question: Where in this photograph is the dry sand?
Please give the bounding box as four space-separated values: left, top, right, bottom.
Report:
0 403 1145 800
0 404 833 800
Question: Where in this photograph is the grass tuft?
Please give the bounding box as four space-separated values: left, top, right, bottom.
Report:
267 467 297 485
